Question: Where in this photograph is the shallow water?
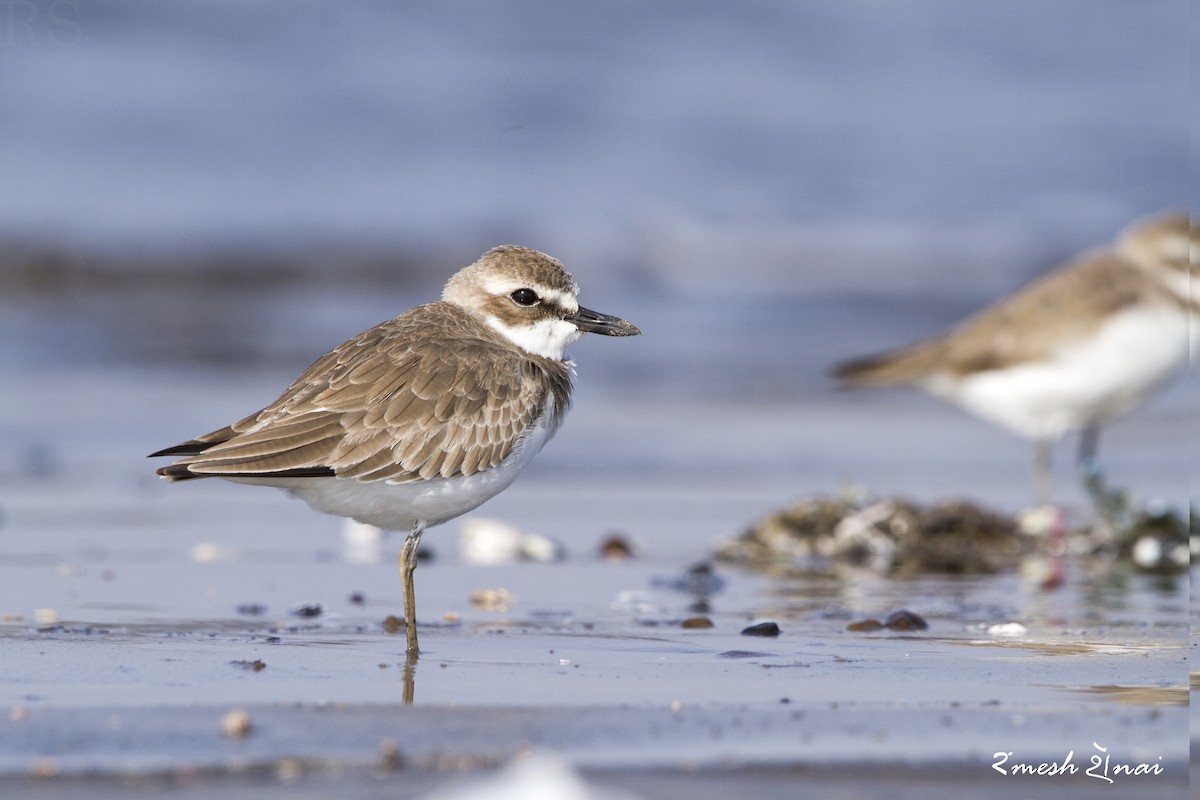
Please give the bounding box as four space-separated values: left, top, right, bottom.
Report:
0 359 1190 797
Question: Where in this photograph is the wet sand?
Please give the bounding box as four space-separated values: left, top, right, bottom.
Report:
1 363 1190 798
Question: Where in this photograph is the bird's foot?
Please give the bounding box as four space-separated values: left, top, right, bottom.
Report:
1081 462 1130 530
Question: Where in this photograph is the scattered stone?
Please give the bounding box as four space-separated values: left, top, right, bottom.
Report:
230 659 266 672
883 610 928 631
987 622 1028 637
220 709 252 739
378 738 404 770
680 616 714 629
848 610 928 632
348 592 366 606
654 562 726 595
1119 508 1191 575
517 531 565 563
470 588 514 612
846 619 883 632
741 621 781 637
598 533 634 559
236 603 267 616
382 615 404 635
459 518 564 564
290 603 322 618
34 609 57 625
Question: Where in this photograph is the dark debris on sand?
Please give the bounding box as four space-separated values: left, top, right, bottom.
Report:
717 492 1192 577
716 496 1029 577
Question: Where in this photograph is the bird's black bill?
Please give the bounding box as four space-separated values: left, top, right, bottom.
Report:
567 305 641 336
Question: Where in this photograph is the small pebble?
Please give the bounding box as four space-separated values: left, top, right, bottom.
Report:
459 519 562 564
680 616 713 629
987 622 1028 637
382 616 404 634
220 709 252 739
664 562 726 594
291 603 322 618
598 533 634 559
348 592 366 606
236 603 267 616
883 610 928 631
741 621 781 637
230 659 266 672
847 619 884 632
378 738 404 770
470 588 514 612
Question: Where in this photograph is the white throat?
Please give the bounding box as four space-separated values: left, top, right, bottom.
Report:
486 316 582 360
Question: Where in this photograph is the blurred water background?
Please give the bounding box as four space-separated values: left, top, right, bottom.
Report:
1 0 1192 538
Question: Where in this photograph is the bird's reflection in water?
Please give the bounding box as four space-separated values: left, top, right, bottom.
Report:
402 651 416 704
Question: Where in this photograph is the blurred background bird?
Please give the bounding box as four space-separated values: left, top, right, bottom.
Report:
833 211 1195 506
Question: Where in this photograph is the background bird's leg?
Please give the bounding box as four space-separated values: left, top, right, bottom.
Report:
1077 424 1101 478
399 522 425 657
1077 425 1129 528
1031 439 1053 506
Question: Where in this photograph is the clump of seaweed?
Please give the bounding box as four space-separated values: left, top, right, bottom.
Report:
1082 470 1191 574
717 490 1190 577
716 494 1028 577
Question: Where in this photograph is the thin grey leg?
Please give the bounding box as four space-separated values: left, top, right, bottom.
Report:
1077 424 1127 521
399 522 425 658
1031 440 1053 506
1077 424 1100 473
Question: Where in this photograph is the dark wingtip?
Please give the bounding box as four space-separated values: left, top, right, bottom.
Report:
829 353 893 385
155 463 338 481
148 440 211 458
830 357 865 381
156 463 203 481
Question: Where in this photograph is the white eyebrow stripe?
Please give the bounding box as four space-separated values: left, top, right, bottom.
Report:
536 288 578 312
481 277 579 313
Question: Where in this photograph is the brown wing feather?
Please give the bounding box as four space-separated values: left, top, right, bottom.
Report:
154 303 572 482
834 251 1161 386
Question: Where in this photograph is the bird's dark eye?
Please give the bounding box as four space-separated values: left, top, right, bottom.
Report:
510 288 539 307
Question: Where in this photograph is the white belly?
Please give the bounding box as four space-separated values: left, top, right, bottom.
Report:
228 409 562 531
923 304 1191 441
